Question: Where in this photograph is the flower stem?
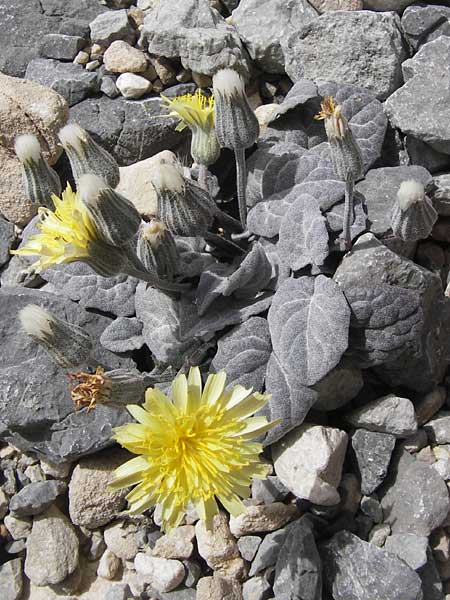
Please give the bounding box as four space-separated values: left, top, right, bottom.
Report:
198 164 209 191
343 174 354 251
235 147 248 227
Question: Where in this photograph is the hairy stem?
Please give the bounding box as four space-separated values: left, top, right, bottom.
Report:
343 174 355 251
198 164 209 191
235 146 248 227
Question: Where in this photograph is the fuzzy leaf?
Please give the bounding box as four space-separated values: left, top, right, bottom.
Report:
100 317 144 353
278 193 329 270
268 276 350 386
211 317 272 392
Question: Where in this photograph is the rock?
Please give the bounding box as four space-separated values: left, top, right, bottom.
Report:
134 553 185 593
384 534 428 571
424 412 450 444
0 488 8 519
229 503 297 537
385 36 450 155
3 515 32 540
401 5 450 51
97 548 121 580
346 394 418 438
334 233 450 394
282 11 407 100
69 96 183 165
89 10 134 46
116 72 152 99
249 524 292 577
272 424 348 506
368 523 391 547
0 217 16 268
0 287 134 463
321 530 423 600
40 459 72 479
363 0 415 10
105 583 133 600
195 513 239 568
196 575 243 600
0 558 23 600
39 33 85 61
237 536 261 562
0 73 68 225
232 0 318 73
251 476 289 504
430 527 450 562
104 40 148 73
88 530 106 561
314 365 364 412
406 136 450 175
9 480 66 517
104 520 140 561
242 576 271 600
68 447 130 529
141 0 249 76
24 505 79 586
309 0 362 11
380 450 450 536
415 388 447 427
101 75 120 98
355 165 432 238
25 58 100 107
152 525 195 560
360 495 383 524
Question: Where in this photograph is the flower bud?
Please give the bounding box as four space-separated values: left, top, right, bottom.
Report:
150 161 216 236
58 123 120 188
213 69 259 150
14 134 61 208
19 304 92 369
391 180 438 241
137 219 179 280
191 128 221 167
86 239 129 277
78 174 141 247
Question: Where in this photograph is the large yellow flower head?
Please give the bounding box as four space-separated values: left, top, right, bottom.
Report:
11 183 96 272
109 367 277 532
160 89 215 133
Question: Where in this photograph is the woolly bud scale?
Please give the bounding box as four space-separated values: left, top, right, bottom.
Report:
15 134 61 208
19 304 92 369
78 174 141 247
391 180 438 241
58 124 120 189
213 69 259 150
137 220 179 280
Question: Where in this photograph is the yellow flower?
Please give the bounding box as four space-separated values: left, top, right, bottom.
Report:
109 367 278 532
160 89 215 133
11 183 97 272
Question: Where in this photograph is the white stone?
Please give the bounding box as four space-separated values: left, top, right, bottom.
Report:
116 73 152 99
104 41 148 74
4 514 32 540
40 459 72 479
97 548 121 580
272 424 348 505
229 503 297 537
346 394 418 437
134 553 185 592
152 525 195 560
104 520 140 561
0 488 9 519
195 513 239 568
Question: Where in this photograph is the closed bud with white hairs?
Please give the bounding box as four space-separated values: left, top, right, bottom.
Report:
136 219 179 280
150 160 216 237
58 123 120 188
391 179 438 241
14 134 61 208
19 304 93 369
78 174 141 247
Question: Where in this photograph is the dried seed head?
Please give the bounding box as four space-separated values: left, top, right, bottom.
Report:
397 180 426 211
69 366 112 412
14 134 61 208
150 160 185 194
391 179 437 241
78 174 141 247
137 219 179 280
19 304 93 369
58 123 120 188
212 68 246 100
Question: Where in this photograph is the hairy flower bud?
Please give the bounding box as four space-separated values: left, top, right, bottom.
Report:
137 219 179 280
78 174 141 247
19 304 92 369
150 161 216 237
391 180 438 241
14 134 61 208
58 123 120 188
213 69 259 150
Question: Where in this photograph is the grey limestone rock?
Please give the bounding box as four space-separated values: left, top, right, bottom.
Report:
249 525 293 577
42 262 138 317
89 9 134 46
424 411 450 444
282 11 408 100
419 547 443 600
9 480 66 517
0 217 16 268
355 165 433 237
237 536 261 563
39 33 86 61
252 475 289 505
141 0 249 76
69 96 183 165
273 516 322 600
100 317 144 353
211 317 271 392
314 364 364 412
384 534 428 571
429 173 450 216
25 58 100 107
232 0 318 73
380 450 450 537
320 530 423 600
351 429 396 495
385 36 450 155
0 286 134 463
401 5 450 51
242 577 271 600
363 0 415 10
406 136 450 175
0 558 23 600
346 394 417 437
